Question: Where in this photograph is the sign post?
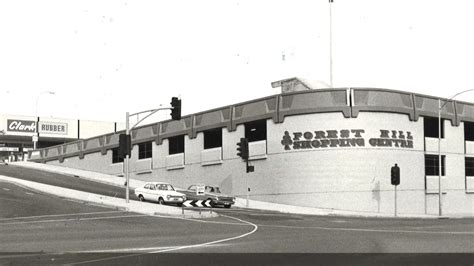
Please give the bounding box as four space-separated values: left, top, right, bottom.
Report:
391 163 400 217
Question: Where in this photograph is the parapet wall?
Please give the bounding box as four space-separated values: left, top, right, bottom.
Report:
29 88 474 163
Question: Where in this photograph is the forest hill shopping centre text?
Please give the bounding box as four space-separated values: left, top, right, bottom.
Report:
281 129 414 150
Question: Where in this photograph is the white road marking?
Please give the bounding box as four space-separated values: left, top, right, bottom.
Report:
257 223 474 235
152 214 258 253
2 188 10 191
25 192 34 195
0 210 127 221
69 214 259 265
0 214 148 226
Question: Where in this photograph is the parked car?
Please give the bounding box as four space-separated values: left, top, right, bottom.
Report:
181 184 235 208
134 182 186 206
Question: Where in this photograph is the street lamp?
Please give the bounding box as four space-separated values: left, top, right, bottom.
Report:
123 105 177 203
438 89 474 216
329 0 334 88
34 91 55 150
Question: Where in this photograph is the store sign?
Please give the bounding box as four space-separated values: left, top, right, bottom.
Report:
0 147 19 152
7 119 36 133
39 122 68 135
281 129 414 151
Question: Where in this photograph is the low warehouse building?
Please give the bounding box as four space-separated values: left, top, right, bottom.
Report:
29 78 474 216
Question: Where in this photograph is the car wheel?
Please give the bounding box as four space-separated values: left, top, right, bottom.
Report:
158 197 165 205
224 205 231 209
138 195 145 202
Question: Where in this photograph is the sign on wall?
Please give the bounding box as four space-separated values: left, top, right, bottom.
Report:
39 122 68 135
7 119 36 133
281 129 414 150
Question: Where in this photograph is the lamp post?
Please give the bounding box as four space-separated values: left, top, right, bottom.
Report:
329 0 334 88
438 89 474 216
124 106 175 203
34 91 55 150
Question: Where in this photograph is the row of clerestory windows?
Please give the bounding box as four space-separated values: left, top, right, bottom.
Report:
112 120 267 164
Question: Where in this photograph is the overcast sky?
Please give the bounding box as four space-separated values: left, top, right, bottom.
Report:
1 0 473 123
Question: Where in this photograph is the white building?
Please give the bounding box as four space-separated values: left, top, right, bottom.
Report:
29 78 474 216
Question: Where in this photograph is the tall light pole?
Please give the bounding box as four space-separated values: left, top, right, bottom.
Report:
329 0 334 88
123 102 179 203
438 89 474 216
34 91 55 150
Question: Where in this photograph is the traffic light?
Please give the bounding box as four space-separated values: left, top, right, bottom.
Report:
391 163 400 186
170 97 181 120
119 133 131 158
236 138 249 160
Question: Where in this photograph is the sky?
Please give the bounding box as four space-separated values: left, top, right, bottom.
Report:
1 0 474 123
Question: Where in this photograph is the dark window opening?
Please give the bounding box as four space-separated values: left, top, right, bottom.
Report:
465 157 474 176
169 135 184 155
245 120 267 142
112 148 124 164
204 128 222 149
425 154 445 176
464 121 474 141
138 142 152 159
424 116 444 138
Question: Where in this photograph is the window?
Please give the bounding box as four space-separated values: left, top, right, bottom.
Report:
204 128 222 149
424 116 444 138
138 142 152 159
245 120 267 142
465 157 474 176
425 154 445 176
112 148 124 164
169 135 184 155
464 122 474 141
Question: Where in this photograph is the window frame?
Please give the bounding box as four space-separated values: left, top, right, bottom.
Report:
425 154 446 176
138 142 152 160
424 116 445 139
168 135 185 155
244 119 267 143
464 121 474 141
112 148 124 164
465 157 474 176
203 128 223 149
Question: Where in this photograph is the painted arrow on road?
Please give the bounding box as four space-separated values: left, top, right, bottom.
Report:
183 200 212 207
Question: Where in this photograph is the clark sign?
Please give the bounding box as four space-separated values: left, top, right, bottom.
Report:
7 119 37 133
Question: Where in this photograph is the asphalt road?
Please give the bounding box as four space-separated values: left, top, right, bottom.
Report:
0 164 473 265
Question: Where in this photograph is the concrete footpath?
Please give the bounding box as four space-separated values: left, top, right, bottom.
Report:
8 161 473 219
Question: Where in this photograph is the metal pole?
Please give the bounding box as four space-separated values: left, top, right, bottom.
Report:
246 159 249 207
34 96 40 150
125 112 130 203
438 99 442 216
329 0 333 87
394 185 397 217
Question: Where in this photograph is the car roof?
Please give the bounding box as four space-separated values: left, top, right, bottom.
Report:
189 184 219 188
146 182 171 185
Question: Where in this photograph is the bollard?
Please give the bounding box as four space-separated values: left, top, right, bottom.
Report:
182 205 184 215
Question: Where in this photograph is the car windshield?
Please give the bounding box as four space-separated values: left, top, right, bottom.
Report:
206 186 221 193
158 184 174 191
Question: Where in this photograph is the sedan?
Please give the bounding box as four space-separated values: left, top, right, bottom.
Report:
181 184 235 208
134 182 186 206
